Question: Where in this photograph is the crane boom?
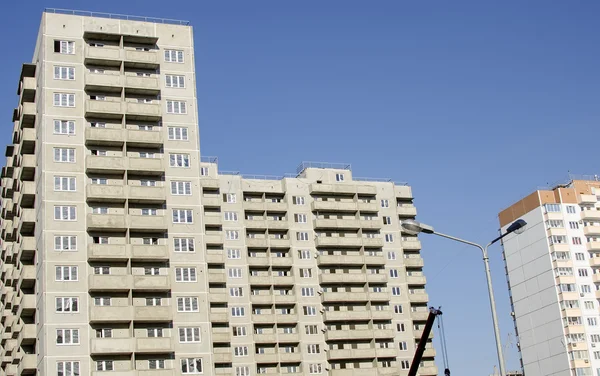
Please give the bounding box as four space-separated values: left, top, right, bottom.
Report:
408 307 446 376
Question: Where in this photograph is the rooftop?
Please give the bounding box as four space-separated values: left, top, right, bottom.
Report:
44 8 190 26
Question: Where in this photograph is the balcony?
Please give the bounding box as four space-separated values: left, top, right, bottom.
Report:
127 157 165 174
209 293 227 303
86 184 126 202
133 275 170 291
134 306 172 322
318 255 364 265
136 337 172 353
17 353 35 375
208 273 226 283
126 129 164 146
411 311 429 321
371 310 392 320
85 100 124 119
360 220 382 230
85 127 125 146
86 155 126 173
87 213 127 231
590 257 600 267
322 292 368 303
315 237 363 248
84 72 123 91
364 255 386 265
397 205 418 217
366 274 387 283
584 226 600 236
323 310 371 321
87 244 129 261
125 102 161 120
419 366 439 376
128 215 168 231
127 185 166 203
204 214 223 226
210 312 228 322
404 257 424 267
325 329 374 341
582 210 600 220
211 332 230 343
90 305 134 323
279 352 302 362
357 202 379 212
423 348 436 357
130 245 168 260
85 45 122 65
19 102 36 127
312 201 357 212
213 353 232 363
368 292 390 302
320 274 367 284
250 295 272 304
251 314 277 323
205 253 224 264
276 313 299 324
375 348 397 357
409 293 429 303
125 75 160 93
314 219 360 229
402 240 422 250
254 353 279 363
587 242 600 252
138 371 175 376
88 274 132 291
246 238 268 248
202 196 221 207
277 333 300 342
19 77 36 102
327 348 376 360
91 337 135 354
310 183 358 195
406 275 427 285
124 49 159 68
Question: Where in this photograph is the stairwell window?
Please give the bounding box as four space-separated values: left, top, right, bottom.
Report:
234 346 248 357
166 100 187 114
169 153 190 167
56 297 79 313
54 66 75 80
165 74 185 88
335 173 344 182
385 234 394 243
307 344 320 354
179 327 201 343
400 361 410 370
54 92 75 107
228 268 242 278
309 364 322 374
226 230 240 240
177 297 199 312
295 214 307 223
164 49 184 63
230 287 244 297
224 212 238 221
168 126 189 140
54 236 77 251
225 193 237 203
175 267 197 282
54 120 75 135
387 251 396 260
233 326 247 336
297 232 309 241
301 287 315 296
300 268 312 278
171 181 192 195
389 269 399 278
303 306 317 316
173 209 193 223
399 341 408 351
56 329 79 345
381 199 389 208
236 366 250 376
181 358 203 374
54 40 74 54
392 287 402 296
57 361 79 376
298 249 311 259
394 305 403 314
54 176 76 191
54 148 75 163
227 249 241 259
54 206 76 221
231 306 245 317
174 238 195 252
293 196 305 205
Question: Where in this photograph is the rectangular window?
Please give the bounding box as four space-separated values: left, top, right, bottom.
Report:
544 203 561 212
298 249 311 259
231 306 245 317
56 329 79 345
146 297 162 306
56 297 79 313
567 205 577 214
227 249 241 259
54 66 75 80
168 126 189 140
588 317 598 326
94 266 110 275
54 148 76 163
171 181 192 195
96 361 113 371
383 216 392 225
390 269 399 278
169 153 190 167
573 237 582 245
399 341 408 351
385 234 394 243
164 49 184 63
54 176 76 191
230 287 244 297
54 236 77 251
92 207 108 214
305 325 318 335
233 326 247 336
226 230 240 240
303 306 317 316
54 93 75 107
224 212 239 221
175 267 197 282
55 266 78 281
234 346 249 357
200 167 209 176
300 268 312 278
177 297 199 312
576 253 586 261
94 297 111 306
309 364 322 374
228 268 242 278
55 40 75 54
165 74 185 88
579 268 589 277
392 287 402 296
166 100 187 114
293 196 305 205
307 344 321 354
570 221 580 229
295 213 307 223
57 361 80 376
236 367 250 376
91 178 107 185
54 120 75 135
179 327 201 343
387 251 396 260
297 232 309 241
301 287 315 297
96 328 112 338
174 238 195 252
149 360 165 369
381 199 389 208
173 209 193 223
225 193 237 203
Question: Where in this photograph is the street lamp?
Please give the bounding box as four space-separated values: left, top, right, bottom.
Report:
401 218 527 376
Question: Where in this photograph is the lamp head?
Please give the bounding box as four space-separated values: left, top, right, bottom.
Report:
506 219 527 235
401 219 435 235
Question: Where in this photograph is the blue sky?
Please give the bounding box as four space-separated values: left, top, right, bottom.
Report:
3 1 600 374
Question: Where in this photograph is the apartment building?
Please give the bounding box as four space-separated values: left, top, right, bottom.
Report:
0 9 436 376
499 177 600 376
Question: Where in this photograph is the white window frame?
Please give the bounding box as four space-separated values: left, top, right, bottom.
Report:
225 193 237 203
56 328 79 345
56 40 75 54
175 267 197 282
168 126 189 140
54 235 77 251
166 100 187 114
174 238 195 252
173 209 193 223
55 266 78 281
231 306 245 317
53 92 75 107
177 297 199 312
226 230 240 240
54 120 76 135
297 232 309 241
54 148 76 163
293 196 305 205
228 268 243 278
179 327 201 343
164 49 184 63
169 153 190 167
224 212 238 221
227 249 241 259
309 364 322 374
165 74 186 88
54 176 76 192
392 287 402 296
233 326 247 337
57 361 80 376
171 181 192 195
303 306 317 316
234 346 249 357
56 297 79 313
54 66 75 80
295 213 307 223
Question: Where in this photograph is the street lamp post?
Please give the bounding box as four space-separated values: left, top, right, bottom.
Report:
400 218 527 376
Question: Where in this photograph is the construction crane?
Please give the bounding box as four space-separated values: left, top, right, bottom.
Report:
408 307 450 376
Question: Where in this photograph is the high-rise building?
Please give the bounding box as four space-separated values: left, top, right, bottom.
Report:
0 9 436 376
499 177 600 376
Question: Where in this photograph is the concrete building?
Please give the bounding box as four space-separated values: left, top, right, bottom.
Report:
499 177 600 376
0 9 436 376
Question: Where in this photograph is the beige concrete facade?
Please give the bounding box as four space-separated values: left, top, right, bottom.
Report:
0 9 436 376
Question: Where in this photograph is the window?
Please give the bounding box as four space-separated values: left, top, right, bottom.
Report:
171 181 192 195
166 100 187 114
177 297 199 312
305 325 318 335
297 232 309 241
385 234 394 243
390 269 399 278
169 153 190 167
94 297 111 306
165 74 185 88
394 305 403 314
92 207 108 215
225 193 237 203
54 236 77 251
381 199 389 208
141 179 156 187
301 287 315 296
387 251 396 260
585 301 595 310
236 366 250 376
226 230 240 240
164 49 184 63
300 268 312 278
231 306 245 317
397 323 406 332
400 360 410 370
295 214 307 223
174 238 195 252
224 212 238 221
168 126 189 140
228 268 242 278
94 266 110 275
143 237 158 245
228 249 241 259
139 151 154 158
200 167 209 176
233 326 247 336
146 297 162 306
581 285 592 293
383 216 392 225
54 120 75 135
54 176 76 192
567 205 577 214
54 93 75 107
399 341 408 351
307 344 320 354
303 306 317 316
144 267 160 276
93 236 108 245
234 346 249 357
230 287 244 297
90 121 106 128
175 267 197 282
293 196 305 205
56 329 79 345
298 249 311 259
179 327 201 343
56 297 78 313
96 328 112 338
173 209 193 223
309 364 322 374
96 361 114 371
545 203 561 212
570 221 580 229
56 266 78 281
335 173 344 182
588 317 598 326
54 66 75 80
392 287 402 296
579 269 589 277
91 178 107 185
54 148 75 163
55 40 74 54
57 361 80 376
572 237 582 245
576 253 586 261
149 360 165 369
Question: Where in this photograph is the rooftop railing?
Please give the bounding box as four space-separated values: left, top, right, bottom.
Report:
44 8 190 26
296 161 351 175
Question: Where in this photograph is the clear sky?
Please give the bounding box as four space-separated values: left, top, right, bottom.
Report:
2 1 600 375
